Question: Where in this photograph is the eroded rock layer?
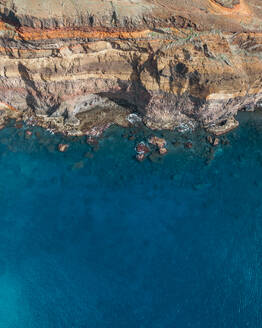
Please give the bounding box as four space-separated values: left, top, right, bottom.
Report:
0 0 262 134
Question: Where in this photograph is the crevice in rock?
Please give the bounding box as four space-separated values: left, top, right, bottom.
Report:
18 62 41 110
0 6 20 28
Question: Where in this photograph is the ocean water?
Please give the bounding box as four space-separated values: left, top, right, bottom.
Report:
0 111 262 327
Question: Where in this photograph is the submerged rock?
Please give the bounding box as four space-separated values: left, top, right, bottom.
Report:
221 137 230 146
136 153 146 162
172 141 181 148
149 152 163 163
47 144 56 153
15 122 23 129
72 161 85 170
184 142 193 149
84 152 94 159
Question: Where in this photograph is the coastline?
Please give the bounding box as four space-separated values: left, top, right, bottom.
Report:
1 109 259 165
0 0 262 135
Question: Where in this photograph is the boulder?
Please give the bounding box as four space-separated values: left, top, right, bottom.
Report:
58 143 69 152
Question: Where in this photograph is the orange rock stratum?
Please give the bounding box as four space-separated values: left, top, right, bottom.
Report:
0 0 262 134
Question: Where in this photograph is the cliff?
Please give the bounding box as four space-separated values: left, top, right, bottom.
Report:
0 0 262 135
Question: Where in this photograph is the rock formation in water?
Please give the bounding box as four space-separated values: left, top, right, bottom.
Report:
0 0 262 135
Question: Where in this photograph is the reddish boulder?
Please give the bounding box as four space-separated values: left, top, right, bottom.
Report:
136 142 150 154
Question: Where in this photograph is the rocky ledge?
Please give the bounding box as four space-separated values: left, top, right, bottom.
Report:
0 0 262 136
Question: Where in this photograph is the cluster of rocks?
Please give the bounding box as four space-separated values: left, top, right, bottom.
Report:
206 135 220 147
3 112 236 169
135 136 168 162
148 136 168 155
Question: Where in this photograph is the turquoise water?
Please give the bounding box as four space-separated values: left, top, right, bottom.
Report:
0 111 262 327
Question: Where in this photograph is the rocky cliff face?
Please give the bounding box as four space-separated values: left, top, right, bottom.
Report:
0 0 262 135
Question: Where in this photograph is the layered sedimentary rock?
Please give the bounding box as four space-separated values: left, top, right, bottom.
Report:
0 0 262 134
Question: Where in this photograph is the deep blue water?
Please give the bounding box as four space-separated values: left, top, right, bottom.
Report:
1 112 262 327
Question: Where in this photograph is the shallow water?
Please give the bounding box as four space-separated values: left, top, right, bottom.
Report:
1 111 262 327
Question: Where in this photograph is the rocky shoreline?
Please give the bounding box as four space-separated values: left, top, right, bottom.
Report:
3 108 261 168
0 0 262 136
1 114 234 167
